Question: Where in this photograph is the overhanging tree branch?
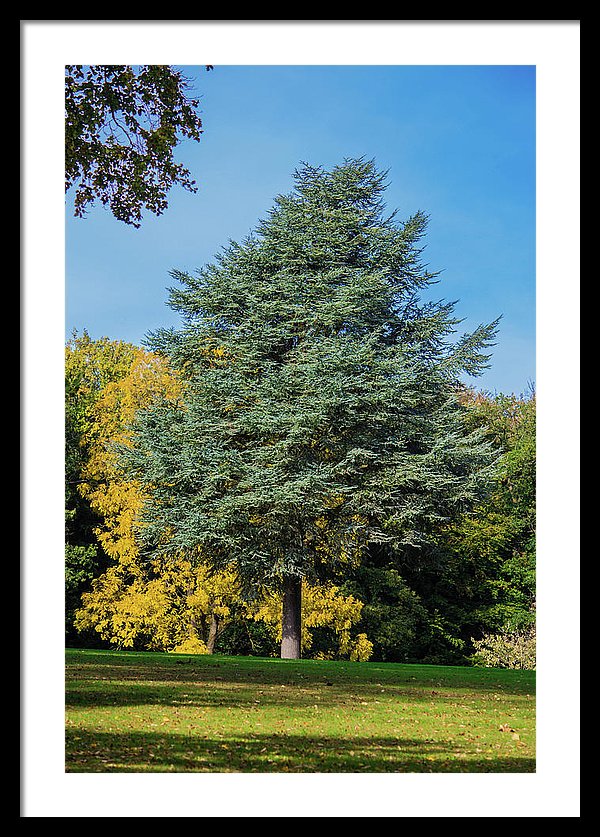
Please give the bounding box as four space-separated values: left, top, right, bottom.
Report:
65 64 208 227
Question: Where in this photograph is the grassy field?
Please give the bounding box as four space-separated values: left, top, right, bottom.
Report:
65 648 535 773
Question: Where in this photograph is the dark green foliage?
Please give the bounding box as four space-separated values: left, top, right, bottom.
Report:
345 389 536 665
216 619 279 658
440 390 536 637
65 363 106 645
65 65 205 227
343 564 430 662
122 159 500 629
65 544 108 647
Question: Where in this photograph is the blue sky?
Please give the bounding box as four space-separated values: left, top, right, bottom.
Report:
66 63 536 396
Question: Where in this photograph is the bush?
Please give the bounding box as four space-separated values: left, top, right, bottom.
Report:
348 633 374 662
169 636 209 655
470 624 536 670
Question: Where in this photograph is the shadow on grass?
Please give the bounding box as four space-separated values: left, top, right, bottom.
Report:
65 728 536 773
66 676 535 711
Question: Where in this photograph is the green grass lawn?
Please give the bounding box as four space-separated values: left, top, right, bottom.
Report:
65 648 535 773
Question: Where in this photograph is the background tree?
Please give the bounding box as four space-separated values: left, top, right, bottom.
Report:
441 388 536 637
77 344 181 565
75 556 241 653
65 64 211 227
121 157 500 658
65 331 139 645
344 387 536 664
342 561 432 662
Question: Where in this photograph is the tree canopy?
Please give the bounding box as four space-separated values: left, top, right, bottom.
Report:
65 65 210 227
120 158 501 658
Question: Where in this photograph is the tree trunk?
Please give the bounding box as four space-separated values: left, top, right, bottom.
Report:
281 575 302 659
206 613 220 654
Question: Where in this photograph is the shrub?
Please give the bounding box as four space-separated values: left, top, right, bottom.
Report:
470 624 536 670
170 636 209 655
349 633 374 662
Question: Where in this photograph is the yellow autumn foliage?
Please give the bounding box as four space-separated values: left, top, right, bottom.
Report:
75 553 241 651
65 331 139 438
77 348 181 565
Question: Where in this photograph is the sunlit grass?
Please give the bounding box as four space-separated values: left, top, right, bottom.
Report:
66 648 535 773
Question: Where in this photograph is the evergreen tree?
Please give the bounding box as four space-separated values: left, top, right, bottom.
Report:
122 158 500 658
